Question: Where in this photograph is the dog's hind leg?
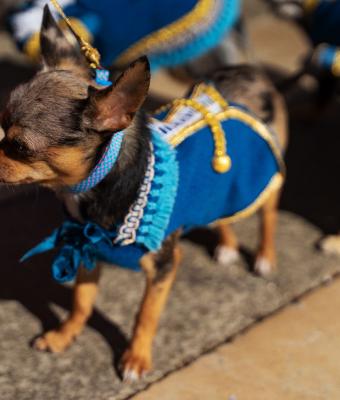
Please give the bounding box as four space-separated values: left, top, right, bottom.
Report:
34 265 101 353
215 223 240 267
121 232 181 381
254 190 280 277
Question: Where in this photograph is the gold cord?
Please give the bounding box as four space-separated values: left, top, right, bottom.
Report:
50 0 100 68
332 50 340 77
172 98 231 173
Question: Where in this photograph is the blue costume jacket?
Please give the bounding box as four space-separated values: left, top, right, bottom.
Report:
10 0 240 69
22 84 284 282
308 0 340 47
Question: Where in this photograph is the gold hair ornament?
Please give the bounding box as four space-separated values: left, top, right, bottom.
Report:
50 0 100 68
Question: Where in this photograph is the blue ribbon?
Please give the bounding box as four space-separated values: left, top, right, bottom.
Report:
21 220 115 283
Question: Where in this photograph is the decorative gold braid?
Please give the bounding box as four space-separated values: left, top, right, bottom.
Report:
50 0 100 68
332 50 340 77
114 0 215 67
198 83 229 109
171 98 231 173
168 105 285 178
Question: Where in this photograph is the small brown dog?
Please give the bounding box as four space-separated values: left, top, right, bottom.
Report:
0 7 288 381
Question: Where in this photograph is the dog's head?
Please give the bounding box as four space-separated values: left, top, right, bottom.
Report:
0 6 150 188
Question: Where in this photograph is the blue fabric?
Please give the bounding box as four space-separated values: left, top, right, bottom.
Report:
64 0 198 66
21 220 144 282
94 68 112 86
9 0 240 70
163 111 281 235
147 0 240 70
309 1 340 46
316 44 338 70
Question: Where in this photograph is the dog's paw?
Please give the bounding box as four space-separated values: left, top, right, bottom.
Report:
319 235 340 256
254 256 276 278
33 330 74 353
215 245 240 267
121 348 152 382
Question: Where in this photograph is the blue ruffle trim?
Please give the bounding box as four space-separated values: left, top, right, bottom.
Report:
135 131 179 251
149 0 240 70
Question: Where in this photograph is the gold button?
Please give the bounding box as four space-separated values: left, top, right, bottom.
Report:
212 155 232 173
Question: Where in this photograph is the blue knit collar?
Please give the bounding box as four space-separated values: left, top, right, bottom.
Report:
69 69 125 194
69 131 124 193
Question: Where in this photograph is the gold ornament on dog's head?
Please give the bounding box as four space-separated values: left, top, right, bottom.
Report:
49 0 101 68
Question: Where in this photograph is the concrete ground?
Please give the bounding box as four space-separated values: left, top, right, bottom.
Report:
135 277 340 400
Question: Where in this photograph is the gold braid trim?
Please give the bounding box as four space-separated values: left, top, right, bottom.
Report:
154 83 228 122
115 0 215 67
168 105 286 178
332 49 340 77
152 83 285 176
172 98 231 173
211 173 284 225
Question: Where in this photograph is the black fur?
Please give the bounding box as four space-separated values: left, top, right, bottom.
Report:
79 111 151 228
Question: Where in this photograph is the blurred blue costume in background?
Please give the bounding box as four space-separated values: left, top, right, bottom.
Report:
9 0 240 70
304 0 340 76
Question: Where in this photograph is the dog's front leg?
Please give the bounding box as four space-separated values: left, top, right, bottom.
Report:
34 265 101 353
122 233 182 381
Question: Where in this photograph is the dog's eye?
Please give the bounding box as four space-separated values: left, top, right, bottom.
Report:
12 139 31 155
4 138 33 159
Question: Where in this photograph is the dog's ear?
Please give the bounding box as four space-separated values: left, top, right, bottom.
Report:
88 57 151 132
40 5 86 70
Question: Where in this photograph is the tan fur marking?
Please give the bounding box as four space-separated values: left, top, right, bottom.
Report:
122 246 182 377
7 125 23 140
34 266 101 353
48 146 92 185
0 150 56 184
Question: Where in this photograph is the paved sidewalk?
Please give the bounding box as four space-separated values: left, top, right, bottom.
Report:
135 277 340 400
